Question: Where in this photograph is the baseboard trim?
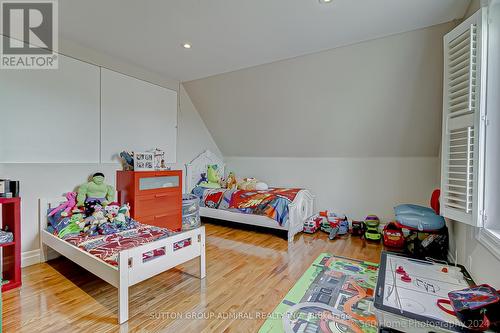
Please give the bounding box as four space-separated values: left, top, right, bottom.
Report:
21 249 41 268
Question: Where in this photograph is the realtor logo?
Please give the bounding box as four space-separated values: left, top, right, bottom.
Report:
1 0 58 69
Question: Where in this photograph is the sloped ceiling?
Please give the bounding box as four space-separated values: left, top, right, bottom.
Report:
59 0 469 81
184 23 454 158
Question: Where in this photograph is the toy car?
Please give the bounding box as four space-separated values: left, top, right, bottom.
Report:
351 220 366 236
364 228 382 241
382 222 405 249
320 212 346 234
328 223 340 240
303 214 324 233
338 219 349 235
364 214 381 241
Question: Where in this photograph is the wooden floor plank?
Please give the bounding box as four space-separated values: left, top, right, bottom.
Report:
3 221 382 333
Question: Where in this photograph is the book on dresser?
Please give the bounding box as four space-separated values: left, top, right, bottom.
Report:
116 170 182 231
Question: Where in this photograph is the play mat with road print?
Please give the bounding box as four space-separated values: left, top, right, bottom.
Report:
260 253 379 333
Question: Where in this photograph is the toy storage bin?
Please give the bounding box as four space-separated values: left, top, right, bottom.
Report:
182 194 200 230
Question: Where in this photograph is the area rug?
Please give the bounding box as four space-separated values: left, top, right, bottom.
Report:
259 253 379 333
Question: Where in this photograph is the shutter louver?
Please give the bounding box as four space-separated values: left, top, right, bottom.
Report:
441 9 486 226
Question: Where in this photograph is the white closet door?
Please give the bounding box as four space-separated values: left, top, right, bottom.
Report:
441 8 487 226
100 68 177 163
0 41 100 163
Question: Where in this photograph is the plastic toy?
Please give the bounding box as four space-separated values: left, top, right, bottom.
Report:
365 228 381 241
364 214 381 241
394 189 445 232
395 213 445 232
320 212 340 233
328 221 340 240
338 219 349 235
119 151 134 171
303 214 323 233
394 204 436 217
351 220 366 236
319 211 347 240
382 222 405 250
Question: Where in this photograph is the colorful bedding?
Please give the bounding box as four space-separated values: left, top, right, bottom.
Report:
64 224 170 266
47 208 171 266
192 187 301 226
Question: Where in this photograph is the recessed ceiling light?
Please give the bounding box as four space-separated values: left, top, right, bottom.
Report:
182 43 192 49
319 0 332 3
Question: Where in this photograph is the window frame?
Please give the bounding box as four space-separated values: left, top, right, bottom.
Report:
476 0 500 260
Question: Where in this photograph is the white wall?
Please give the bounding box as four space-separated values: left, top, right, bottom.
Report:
185 23 453 158
183 23 448 235
175 85 222 168
452 224 500 286
226 157 439 222
0 40 220 265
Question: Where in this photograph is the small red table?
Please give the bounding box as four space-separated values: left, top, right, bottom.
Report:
0 197 21 292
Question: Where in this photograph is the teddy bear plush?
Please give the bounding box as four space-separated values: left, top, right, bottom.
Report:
238 178 258 190
226 172 238 189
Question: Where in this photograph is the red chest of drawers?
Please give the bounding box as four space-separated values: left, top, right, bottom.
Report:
116 170 182 231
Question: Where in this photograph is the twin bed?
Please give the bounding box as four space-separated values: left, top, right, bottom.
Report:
186 150 314 241
39 150 313 324
39 198 206 324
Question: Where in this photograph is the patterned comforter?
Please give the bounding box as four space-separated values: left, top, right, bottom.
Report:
192 187 301 226
64 224 170 266
47 209 171 266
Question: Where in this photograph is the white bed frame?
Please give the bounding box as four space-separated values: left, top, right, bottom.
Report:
39 197 206 324
185 150 314 241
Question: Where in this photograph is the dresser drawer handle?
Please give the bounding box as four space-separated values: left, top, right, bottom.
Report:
155 214 169 219
155 173 177 177
155 194 169 198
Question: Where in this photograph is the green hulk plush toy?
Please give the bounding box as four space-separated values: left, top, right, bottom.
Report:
77 172 115 207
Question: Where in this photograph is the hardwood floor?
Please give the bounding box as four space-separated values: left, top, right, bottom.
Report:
3 221 382 333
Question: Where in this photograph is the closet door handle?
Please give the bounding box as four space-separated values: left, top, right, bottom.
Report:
155 194 169 198
155 214 169 219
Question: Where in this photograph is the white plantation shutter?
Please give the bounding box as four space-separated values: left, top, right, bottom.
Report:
441 8 487 226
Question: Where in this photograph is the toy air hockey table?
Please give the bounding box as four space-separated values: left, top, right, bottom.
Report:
374 252 482 333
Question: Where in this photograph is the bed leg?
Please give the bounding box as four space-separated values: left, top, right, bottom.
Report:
200 228 206 279
118 250 129 324
40 243 48 263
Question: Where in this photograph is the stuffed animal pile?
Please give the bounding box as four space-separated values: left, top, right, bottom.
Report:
48 195 137 238
197 166 270 191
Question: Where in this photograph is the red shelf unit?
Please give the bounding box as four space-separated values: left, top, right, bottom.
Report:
0 197 21 292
